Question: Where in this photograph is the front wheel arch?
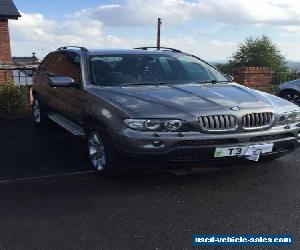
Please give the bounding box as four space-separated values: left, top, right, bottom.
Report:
278 89 300 105
84 124 133 176
82 116 109 131
278 89 300 97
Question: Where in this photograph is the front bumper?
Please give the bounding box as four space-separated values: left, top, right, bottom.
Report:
112 123 300 166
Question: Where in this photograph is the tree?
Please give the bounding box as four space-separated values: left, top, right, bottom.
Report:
230 35 287 72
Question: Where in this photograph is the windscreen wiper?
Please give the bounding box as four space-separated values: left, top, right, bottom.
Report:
197 80 230 84
120 82 171 86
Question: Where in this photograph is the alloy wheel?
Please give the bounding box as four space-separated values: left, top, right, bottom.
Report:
33 99 41 123
88 131 107 171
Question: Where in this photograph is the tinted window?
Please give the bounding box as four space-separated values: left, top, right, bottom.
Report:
46 52 82 84
39 54 53 72
89 54 228 86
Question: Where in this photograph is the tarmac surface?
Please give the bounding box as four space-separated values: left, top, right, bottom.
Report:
0 116 299 249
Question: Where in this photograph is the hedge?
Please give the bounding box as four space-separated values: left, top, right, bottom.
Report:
0 82 29 117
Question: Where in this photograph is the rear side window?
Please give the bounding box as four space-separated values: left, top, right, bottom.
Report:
46 52 82 85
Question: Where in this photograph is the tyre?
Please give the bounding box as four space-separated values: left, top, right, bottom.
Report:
86 125 132 176
32 97 50 126
279 90 300 106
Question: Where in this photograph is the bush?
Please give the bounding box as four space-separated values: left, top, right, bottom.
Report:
0 82 29 117
230 35 287 72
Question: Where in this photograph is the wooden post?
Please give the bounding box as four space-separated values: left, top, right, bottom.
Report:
157 18 162 49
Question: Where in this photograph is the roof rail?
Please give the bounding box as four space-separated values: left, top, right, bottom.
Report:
134 47 182 53
57 46 88 52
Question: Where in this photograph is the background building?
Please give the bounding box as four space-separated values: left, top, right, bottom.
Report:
0 0 21 84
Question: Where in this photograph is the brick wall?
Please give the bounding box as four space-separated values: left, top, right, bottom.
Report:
232 67 274 92
0 19 12 84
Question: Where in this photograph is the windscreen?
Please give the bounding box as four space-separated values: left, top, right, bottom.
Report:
89 53 229 86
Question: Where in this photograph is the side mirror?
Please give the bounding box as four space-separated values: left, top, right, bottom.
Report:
49 77 76 87
226 75 234 82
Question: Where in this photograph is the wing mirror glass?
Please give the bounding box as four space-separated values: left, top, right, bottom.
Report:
49 77 76 87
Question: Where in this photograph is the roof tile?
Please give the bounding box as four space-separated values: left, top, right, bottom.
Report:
0 0 21 19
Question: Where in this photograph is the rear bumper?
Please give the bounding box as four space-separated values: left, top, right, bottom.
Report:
112 125 300 167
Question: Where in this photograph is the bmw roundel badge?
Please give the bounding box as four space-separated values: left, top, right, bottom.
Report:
230 106 240 111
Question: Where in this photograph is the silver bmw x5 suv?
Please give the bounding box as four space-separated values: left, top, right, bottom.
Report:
32 46 300 175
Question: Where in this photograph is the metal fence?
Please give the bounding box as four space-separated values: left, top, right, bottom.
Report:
12 69 35 86
1 69 35 86
0 67 36 105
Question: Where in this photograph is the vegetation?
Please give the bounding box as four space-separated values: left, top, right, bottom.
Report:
216 35 287 74
214 63 233 75
0 81 29 117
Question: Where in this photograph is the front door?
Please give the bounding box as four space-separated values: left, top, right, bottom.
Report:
46 51 85 121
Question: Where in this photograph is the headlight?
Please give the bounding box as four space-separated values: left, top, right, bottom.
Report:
124 119 187 131
277 110 300 125
164 120 183 131
144 120 161 130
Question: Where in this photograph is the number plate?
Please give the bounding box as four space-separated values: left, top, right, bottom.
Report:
214 144 273 158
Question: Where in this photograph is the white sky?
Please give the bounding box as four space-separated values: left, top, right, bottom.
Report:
9 0 300 61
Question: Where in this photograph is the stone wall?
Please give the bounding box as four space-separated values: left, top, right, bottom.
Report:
232 67 274 92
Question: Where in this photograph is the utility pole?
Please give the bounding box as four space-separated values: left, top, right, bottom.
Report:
157 18 162 49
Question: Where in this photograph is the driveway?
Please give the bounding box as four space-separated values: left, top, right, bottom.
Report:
0 116 299 250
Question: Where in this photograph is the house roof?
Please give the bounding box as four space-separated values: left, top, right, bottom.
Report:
0 0 21 20
12 55 39 65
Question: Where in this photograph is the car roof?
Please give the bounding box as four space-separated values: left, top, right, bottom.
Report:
87 49 177 56
55 48 179 56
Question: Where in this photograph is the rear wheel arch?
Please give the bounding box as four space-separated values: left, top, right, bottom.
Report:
32 96 50 126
